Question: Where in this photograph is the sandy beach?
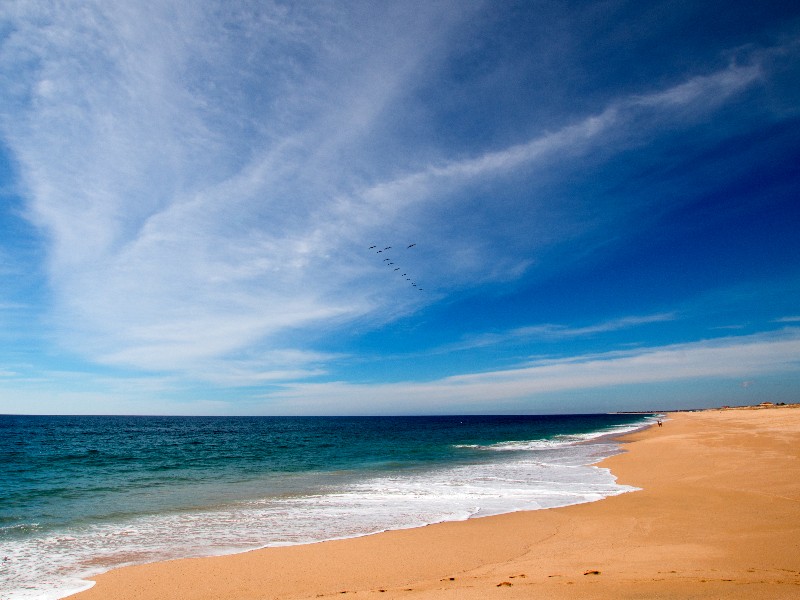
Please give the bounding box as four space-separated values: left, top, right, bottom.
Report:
72 406 800 600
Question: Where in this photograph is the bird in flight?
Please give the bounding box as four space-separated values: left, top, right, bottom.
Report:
367 242 423 292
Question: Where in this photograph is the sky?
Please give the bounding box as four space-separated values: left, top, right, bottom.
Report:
1 0 799 416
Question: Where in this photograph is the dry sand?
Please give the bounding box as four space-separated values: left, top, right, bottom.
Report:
72 406 800 600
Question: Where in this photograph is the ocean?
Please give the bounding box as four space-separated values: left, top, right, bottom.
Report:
0 413 654 599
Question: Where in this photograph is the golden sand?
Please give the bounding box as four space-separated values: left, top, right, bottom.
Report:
72 406 800 599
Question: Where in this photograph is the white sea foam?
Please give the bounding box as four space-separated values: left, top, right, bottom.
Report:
0 423 647 600
455 419 652 452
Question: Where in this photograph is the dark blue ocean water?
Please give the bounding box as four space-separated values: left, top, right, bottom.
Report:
0 414 653 599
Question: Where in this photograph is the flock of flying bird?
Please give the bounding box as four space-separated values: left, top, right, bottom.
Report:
368 243 423 291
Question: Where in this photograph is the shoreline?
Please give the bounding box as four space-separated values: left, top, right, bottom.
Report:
71 406 800 599
3 414 648 600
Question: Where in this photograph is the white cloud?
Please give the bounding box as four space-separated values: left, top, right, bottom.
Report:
511 312 677 340
261 329 800 414
0 1 784 378
424 312 677 355
631 62 762 108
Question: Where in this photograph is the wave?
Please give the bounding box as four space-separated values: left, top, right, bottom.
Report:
1 415 651 600
453 418 654 452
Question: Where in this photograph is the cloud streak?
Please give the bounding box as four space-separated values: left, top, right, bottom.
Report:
0 1 792 385
263 329 800 414
511 313 677 340
426 313 677 355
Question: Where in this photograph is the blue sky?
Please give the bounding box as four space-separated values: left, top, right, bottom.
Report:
1 0 799 415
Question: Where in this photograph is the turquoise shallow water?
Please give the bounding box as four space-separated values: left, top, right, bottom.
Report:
0 414 653 599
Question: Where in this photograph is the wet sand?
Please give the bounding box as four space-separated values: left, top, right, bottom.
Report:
72 406 800 599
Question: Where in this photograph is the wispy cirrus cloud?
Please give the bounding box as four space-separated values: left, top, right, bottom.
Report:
426 312 677 355
261 328 800 414
0 0 792 384
1 1 477 372
512 312 677 340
